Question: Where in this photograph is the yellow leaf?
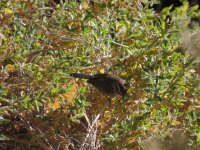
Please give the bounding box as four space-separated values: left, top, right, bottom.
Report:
47 97 61 111
4 8 13 14
45 84 77 112
62 84 77 106
5 64 16 73
83 0 89 9
99 69 105 74
35 42 41 47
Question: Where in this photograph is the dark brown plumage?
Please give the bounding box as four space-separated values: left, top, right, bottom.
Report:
70 73 127 98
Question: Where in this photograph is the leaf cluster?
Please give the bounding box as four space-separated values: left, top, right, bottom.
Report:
0 0 200 149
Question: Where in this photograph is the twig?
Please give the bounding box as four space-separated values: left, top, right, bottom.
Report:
91 100 111 128
79 99 111 149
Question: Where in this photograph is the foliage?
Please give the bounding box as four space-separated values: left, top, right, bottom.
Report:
0 0 200 149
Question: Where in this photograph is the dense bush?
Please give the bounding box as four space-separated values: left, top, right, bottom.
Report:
0 0 200 149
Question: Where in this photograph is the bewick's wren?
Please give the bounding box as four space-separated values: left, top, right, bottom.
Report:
70 73 127 98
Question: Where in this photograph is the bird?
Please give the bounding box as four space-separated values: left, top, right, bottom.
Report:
70 73 127 98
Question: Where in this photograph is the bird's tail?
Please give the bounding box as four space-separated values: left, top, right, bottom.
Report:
70 73 93 79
